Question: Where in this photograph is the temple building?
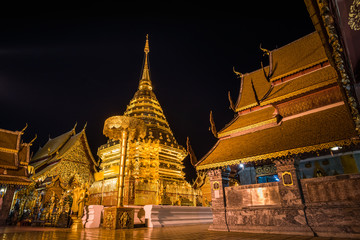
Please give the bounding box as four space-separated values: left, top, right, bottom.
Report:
195 31 360 238
89 36 201 206
8 124 98 227
30 124 97 186
0 126 33 225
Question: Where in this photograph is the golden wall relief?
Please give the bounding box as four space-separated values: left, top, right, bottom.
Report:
36 142 95 185
37 160 93 186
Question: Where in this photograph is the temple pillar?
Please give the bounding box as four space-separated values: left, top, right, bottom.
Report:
274 158 303 206
0 187 15 225
123 176 135 205
274 157 314 235
208 168 228 231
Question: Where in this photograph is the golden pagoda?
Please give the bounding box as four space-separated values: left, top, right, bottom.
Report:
89 35 201 206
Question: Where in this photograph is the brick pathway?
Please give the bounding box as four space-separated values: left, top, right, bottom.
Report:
0 224 352 240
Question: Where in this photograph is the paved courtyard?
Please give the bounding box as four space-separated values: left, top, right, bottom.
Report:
0 224 352 240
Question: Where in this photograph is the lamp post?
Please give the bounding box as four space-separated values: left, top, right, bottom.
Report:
103 116 146 208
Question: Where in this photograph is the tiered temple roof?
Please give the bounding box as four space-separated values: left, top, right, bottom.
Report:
30 125 98 185
196 32 359 170
0 127 32 186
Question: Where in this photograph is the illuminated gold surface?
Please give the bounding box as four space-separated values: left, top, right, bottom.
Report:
103 116 146 141
103 115 146 207
197 138 359 170
89 36 202 207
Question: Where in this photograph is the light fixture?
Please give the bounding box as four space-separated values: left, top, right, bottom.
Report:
330 146 342 151
239 163 244 168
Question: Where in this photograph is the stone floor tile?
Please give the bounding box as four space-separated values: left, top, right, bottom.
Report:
0 224 355 240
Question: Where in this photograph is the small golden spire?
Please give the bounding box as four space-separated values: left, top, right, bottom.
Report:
139 34 152 90
144 34 150 54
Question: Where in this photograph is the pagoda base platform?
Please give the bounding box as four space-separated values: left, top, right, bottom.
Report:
144 205 212 228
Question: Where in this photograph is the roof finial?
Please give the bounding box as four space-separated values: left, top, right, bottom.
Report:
139 34 152 90
144 34 150 54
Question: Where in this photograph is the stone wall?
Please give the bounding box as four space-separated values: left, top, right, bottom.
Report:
209 158 360 238
207 169 228 231
301 173 360 238
224 181 312 236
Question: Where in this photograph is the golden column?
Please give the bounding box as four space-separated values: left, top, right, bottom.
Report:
103 116 147 207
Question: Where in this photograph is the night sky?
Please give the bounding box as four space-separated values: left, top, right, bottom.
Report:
1 2 315 181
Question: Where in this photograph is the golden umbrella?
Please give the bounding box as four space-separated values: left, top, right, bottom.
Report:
103 116 147 207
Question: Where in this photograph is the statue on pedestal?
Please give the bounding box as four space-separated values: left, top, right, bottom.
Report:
71 183 89 229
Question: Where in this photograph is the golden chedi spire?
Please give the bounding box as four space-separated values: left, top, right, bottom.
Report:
124 34 180 147
92 35 196 207
139 34 152 91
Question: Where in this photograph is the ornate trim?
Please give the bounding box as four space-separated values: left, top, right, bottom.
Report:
212 181 220 190
261 78 336 106
0 147 18 153
218 118 277 138
0 164 18 170
237 77 336 112
196 138 359 170
318 0 360 133
348 0 360 30
282 171 294 186
0 176 32 186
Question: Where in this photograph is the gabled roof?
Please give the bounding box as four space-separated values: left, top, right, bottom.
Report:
0 128 30 169
0 128 21 150
31 129 75 162
0 175 32 186
235 32 334 112
270 32 327 81
218 106 278 137
235 58 337 111
31 127 97 173
197 103 358 170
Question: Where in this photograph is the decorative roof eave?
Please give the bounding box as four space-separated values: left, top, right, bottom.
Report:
234 72 245 112
0 147 18 154
218 118 277 138
0 164 18 170
196 137 360 170
218 105 277 136
305 0 360 133
31 128 75 162
0 127 22 150
195 140 220 168
33 159 59 179
0 175 32 186
78 128 99 167
235 77 337 112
